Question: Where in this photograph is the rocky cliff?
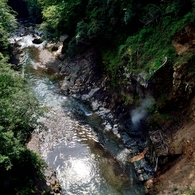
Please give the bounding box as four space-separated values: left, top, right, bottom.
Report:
47 24 195 194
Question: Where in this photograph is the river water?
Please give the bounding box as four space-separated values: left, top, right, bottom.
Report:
12 31 145 195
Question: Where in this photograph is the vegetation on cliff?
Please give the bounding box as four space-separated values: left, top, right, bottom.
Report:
23 0 195 84
22 0 195 121
0 1 46 194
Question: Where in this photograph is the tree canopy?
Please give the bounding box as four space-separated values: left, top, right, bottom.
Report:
0 0 17 54
0 1 46 194
24 0 195 84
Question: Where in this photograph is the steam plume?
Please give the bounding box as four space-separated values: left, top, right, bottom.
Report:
131 97 155 125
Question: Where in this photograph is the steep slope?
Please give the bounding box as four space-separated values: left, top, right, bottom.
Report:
151 120 195 194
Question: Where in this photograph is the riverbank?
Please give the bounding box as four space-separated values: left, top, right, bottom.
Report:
147 121 195 194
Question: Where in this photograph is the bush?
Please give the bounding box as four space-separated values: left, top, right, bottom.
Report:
0 0 17 53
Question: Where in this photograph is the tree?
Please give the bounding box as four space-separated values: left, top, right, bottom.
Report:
0 2 46 193
0 0 17 53
23 0 42 23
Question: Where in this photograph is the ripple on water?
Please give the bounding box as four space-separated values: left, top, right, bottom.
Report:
46 141 126 195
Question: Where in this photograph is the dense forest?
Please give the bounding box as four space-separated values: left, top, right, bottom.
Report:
23 0 195 78
0 1 46 194
2 0 195 194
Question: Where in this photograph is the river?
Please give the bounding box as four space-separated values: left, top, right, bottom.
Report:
11 23 145 195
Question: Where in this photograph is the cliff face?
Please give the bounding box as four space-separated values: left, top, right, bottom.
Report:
148 25 195 122
138 25 195 194
56 24 195 194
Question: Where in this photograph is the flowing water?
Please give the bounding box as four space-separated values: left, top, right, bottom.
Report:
13 32 145 195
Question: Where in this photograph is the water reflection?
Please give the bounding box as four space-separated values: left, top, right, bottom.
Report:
68 159 94 182
49 143 98 194
46 141 130 195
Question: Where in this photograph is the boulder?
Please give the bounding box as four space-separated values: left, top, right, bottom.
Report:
32 38 43 44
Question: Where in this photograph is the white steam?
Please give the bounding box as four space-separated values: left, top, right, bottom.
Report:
131 97 155 125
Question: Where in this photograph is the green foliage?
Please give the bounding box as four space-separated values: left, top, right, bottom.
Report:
188 190 195 195
105 10 195 85
0 0 17 52
181 188 195 195
33 0 141 45
40 0 84 37
25 0 195 88
0 58 44 170
0 125 24 170
0 3 46 192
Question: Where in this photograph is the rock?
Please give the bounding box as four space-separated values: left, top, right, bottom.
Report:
104 121 112 131
149 130 168 157
50 180 56 186
81 88 100 101
51 45 58 51
130 148 148 163
26 135 40 155
91 100 100 111
59 35 68 42
60 76 76 95
32 38 43 44
121 133 138 150
112 124 119 135
43 167 62 194
133 158 154 181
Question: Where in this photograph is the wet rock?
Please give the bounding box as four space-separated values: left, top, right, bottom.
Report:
121 133 137 149
44 167 62 195
112 124 120 137
133 158 154 181
149 130 169 157
91 100 101 111
81 88 100 101
59 35 68 42
51 45 59 51
103 121 112 131
32 38 43 44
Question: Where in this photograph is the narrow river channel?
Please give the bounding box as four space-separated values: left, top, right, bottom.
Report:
12 25 145 195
